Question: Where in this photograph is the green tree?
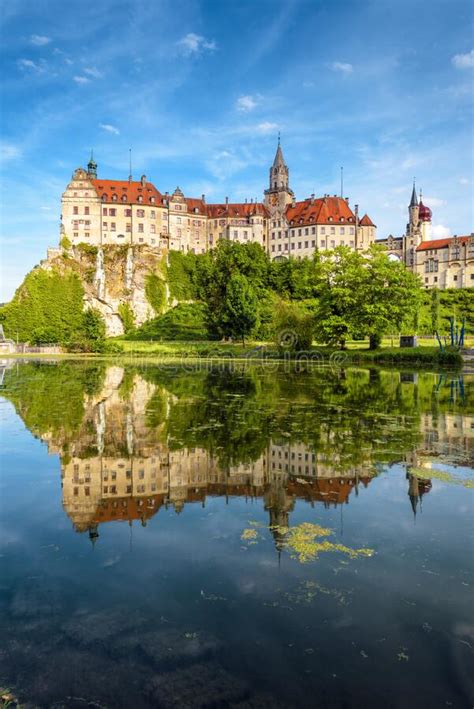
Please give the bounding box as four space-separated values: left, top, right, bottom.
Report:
222 273 258 345
354 246 423 349
273 301 314 351
118 302 136 334
431 287 440 334
315 247 363 349
81 308 106 342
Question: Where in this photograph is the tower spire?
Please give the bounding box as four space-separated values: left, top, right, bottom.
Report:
410 179 418 207
87 149 97 178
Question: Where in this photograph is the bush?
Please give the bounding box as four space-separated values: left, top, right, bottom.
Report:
118 302 135 334
76 242 98 258
30 326 60 345
273 301 314 351
60 236 72 250
145 273 167 314
127 302 212 341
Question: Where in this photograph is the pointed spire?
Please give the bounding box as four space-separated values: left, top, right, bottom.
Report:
410 179 418 207
87 149 97 178
273 135 286 168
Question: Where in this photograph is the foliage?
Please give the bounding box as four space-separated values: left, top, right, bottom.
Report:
221 273 259 344
118 302 136 334
268 254 323 299
65 308 106 352
315 246 423 349
145 273 167 314
273 300 314 351
60 236 72 250
0 268 85 343
76 242 98 258
167 251 200 301
270 523 375 563
30 326 61 345
126 302 213 341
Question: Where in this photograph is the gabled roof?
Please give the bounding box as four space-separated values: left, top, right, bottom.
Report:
92 179 163 205
186 198 207 215
285 196 356 226
206 202 268 219
360 214 376 227
416 235 471 252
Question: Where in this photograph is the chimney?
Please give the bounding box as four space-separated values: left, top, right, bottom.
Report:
201 194 206 203
292 196 296 207
345 197 349 203
141 175 146 186
225 196 229 206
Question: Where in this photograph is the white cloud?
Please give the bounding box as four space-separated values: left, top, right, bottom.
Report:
236 95 258 112
84 66 103 79
329 61 353 74
177 33 216 56
452 50 474 69
0 142 21 162
256 121 278 134
30 34 51 46
432 224 451 239
73 75 90 84
459 177 470 185
100 123 120 135
423 196 446 207
17 58 44 72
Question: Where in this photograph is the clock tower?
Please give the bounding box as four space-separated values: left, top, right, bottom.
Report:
264 137 294 217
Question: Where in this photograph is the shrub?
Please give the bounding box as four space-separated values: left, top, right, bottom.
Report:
145 273 167 314
273 301 314 351
118 302 136 334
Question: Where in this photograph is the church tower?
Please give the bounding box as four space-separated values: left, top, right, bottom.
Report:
264 137 294 217
408 181 419 237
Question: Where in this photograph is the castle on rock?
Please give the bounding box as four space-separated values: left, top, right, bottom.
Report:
61 142 473 287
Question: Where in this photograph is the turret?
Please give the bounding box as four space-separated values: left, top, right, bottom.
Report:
87 150 97 178
408 181 419 233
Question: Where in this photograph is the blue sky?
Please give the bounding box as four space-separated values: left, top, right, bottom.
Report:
0 0 472 300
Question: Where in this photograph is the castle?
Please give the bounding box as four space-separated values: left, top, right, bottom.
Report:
60 141 473 287
60 141 377 259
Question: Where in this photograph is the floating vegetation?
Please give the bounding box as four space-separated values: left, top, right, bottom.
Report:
240 522 375 563
270 523 375 564
284 580 352 606
411 466 474 489
241 528 259 541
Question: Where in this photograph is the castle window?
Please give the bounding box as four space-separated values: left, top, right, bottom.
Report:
125 208 132 217
137 209 145 218
150 196 155 203
138 223 144 233
122 195 127 202
126 224 131 232
321 227 325 234
340 227 345 234
102 194 107 201
138 195 143 203
85 232 90 238
103 222 108 230
103 207 107 215
151 210 156 219
73 232 78 238
111 222 116 231
109 208 116 216
112 194 117 201
311 227 316 234
73 206 78 215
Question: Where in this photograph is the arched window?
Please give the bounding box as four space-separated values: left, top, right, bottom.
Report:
102 194 107 202
112 194 117 202
122 195 127 202
138 195 143 203
150 196 155 204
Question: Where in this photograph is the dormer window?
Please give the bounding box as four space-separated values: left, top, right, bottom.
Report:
122 195 127 202
138 195 143 203
102 194 107 202
112 194 117 202
150 196 155 204
328 216 333 222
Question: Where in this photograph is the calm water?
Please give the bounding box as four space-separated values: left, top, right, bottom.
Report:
0 360 473 708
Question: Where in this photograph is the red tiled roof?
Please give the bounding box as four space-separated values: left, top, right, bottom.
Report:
285 196 356 226
206 202 268 219
416 235 471 252
360 214 376 227
92 179 163 205
186 198 207 215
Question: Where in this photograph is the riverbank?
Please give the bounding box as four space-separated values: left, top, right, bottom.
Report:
2 341 464 368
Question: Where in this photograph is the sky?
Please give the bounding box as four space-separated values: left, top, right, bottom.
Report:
0 0 473 301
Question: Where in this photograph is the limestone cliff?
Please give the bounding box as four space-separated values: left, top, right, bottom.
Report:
42 244 168 336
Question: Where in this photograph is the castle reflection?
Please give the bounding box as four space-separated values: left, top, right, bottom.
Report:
50 366 471 543
2 361 472 543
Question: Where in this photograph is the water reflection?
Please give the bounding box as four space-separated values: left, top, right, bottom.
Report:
1 360 473 708
3 361 472 543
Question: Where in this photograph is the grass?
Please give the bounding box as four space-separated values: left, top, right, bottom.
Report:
107 338 464 368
